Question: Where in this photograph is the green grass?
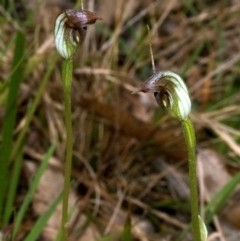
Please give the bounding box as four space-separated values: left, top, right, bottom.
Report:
12 142 57 239
0 31 25 223
205 171 240 224
24 191 62 241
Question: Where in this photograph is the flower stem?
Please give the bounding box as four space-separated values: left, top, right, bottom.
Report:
181 117 201 241
61 59 73 241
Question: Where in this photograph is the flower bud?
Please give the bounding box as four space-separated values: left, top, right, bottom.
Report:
136 71 191 121
54 9 102 59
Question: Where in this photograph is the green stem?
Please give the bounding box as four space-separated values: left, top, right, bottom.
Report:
181 118 201 241
61 59 73 241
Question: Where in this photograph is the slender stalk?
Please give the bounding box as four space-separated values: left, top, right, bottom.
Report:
54 9 101 240
181 117 201 241
136 71 204 240
61 59 73 241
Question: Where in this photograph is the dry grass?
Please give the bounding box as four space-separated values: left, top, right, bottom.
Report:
1 0 240 240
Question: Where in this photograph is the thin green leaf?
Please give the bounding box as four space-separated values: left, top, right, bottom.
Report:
0 31 25 220
10 54 58 162
24 193 62 241
12 142 57 238
205 171 240 223
3 143 24 225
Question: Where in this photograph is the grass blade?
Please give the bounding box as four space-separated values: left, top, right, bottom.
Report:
24 192 62 241
205 171 240 223
3 143 24 225
12 142 57 238
0 31 25 221
10 54 58 162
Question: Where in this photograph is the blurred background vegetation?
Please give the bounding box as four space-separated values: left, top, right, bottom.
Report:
0 0 240 240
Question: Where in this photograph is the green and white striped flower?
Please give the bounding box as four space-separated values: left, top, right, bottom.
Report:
54 10 101 59
136 70 191 121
